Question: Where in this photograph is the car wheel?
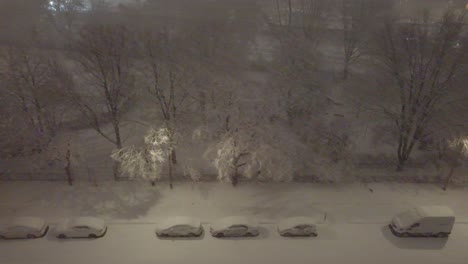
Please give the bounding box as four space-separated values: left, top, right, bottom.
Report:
158 233 168 238
283 232 292 237
436 232 447 238
58 234 66 239
215 232 224 238
89 234 97 238
400 232 410 237
26 234 36 239
310 233 318 237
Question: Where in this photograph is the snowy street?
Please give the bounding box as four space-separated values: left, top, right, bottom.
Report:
1 182 468 264
1 223 468 264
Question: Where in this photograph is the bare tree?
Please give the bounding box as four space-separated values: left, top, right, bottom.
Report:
270 0 330 47
68 22 136 180
374 10 467 170
139 26 192 188
0 47 66 153
340 0 394 79
265 0 332 125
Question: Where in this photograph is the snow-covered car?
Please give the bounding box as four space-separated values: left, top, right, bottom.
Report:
278 217 318 237
0 217 49 239
55 217 107 239
210 216 259 237
389 206 455 238
156 217 203 238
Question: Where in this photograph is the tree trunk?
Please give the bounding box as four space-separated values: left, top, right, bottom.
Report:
114 121 122 149
343 60 349 80
396 157 406 171
199 91 206 123
231 167 239 187
65 143 72 186
168 152 173 189
171 149 177 165
112 161 120 181
113 121 122 181
442 166 455 191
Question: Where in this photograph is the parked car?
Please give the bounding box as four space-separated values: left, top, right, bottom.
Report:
278 217 318 237
0 217 49 239
156 217 203 238
210 216 259 237
55 217 107 239
389 206 455 238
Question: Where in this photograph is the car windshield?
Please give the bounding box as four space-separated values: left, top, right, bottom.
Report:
397 209 421 228
231 225 247 229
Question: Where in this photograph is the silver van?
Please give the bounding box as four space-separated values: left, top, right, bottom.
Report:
389 206 455 238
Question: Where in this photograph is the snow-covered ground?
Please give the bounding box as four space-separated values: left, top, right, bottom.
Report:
1 182 468 264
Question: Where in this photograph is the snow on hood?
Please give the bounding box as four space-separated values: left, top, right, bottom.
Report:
4 217 46 231
69 217 106 230
278 217 318 231
393 209 420 228
210 216 258 231
156 216 201 231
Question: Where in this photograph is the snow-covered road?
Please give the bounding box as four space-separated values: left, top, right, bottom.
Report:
1 181 468 263
1 223 468 264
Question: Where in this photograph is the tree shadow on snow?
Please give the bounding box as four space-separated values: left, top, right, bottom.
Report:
380 225 448 250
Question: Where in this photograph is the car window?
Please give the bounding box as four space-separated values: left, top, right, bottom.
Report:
75 225 90 229
296 224 311 229
231 225 248 229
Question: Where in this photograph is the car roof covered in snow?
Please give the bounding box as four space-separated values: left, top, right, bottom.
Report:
156 216 201 230
211 216 258 230
0 217 46 231
278 217 318 231
69 217 106 230
416 206 454 218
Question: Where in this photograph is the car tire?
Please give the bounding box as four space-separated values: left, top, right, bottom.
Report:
215 232 224 238
401 232 410 237
89 234 97 238
158 233 168 238
283 232 292 237
26 234 36 239
310 233 318 237
58 234 66 239
436 232 447 238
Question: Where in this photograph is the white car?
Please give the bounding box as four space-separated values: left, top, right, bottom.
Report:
210 216 259 237
0 217 49 239
55 217 107 239
156 217 203 238
389 206 455 238
278 217 318 237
